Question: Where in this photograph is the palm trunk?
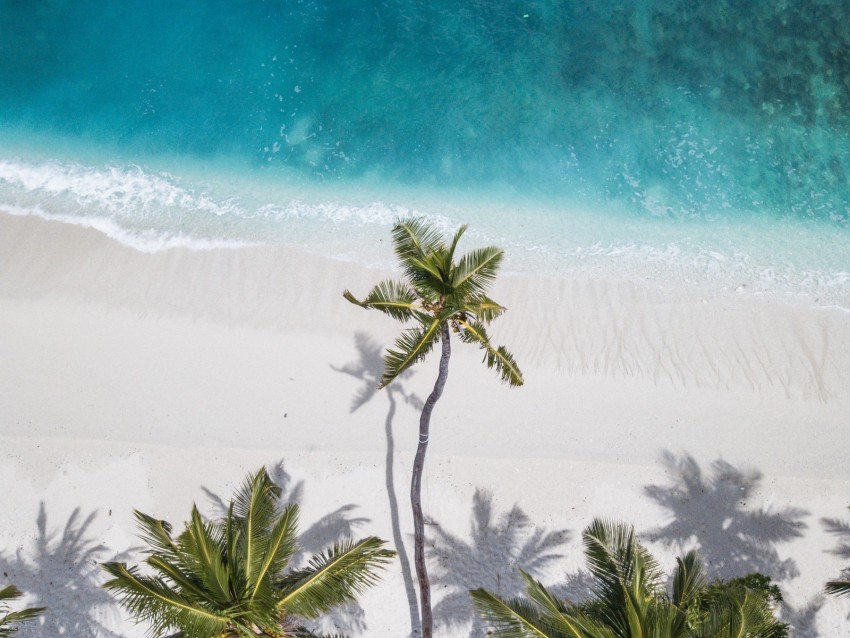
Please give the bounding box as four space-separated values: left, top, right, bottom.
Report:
411 322 451 638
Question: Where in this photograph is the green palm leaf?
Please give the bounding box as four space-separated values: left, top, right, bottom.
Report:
102 468 394 638
464 294 506 323
471 518 787 638
470 588 551 637
277 537 394 619
519 571 610 638
692 588 778 638
250 503 298 603
407 254 452 295
234 471 282 594
826 579 850 598
179 506 231 604
0 586 45 638
458 320 524 386
102 562 231 638
452 246 504 296
381 317 442 387
582 519 663 598
472 574 615 638
343 280 420 321
445 224 468 271
672 550 707 609
134 511 181 561
144 555 214 606
392 217 447 265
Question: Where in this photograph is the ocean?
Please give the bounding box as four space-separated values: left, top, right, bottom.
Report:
1 1 848 305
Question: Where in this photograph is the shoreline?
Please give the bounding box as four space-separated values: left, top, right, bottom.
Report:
1 211 849 635
2 211 848 400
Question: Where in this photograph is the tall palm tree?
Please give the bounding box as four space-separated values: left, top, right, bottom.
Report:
471 518 787 638
102 468 394 638
344 216 523 637
0 585 44 637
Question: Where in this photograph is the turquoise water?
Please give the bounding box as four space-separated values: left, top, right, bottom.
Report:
1 1 849 303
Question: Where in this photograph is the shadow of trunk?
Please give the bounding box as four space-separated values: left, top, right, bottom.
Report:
386 390 422 636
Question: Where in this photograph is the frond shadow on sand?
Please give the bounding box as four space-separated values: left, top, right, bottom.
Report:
644 450 819 635
822 507 850 620
202 460 371 637
0 502 129 638
429 489 570 637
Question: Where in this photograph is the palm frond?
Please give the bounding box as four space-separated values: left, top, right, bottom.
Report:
250 503 298 604
406 254 452 292
224 501 242 593
102 562 231 638
582 519 663 594
445 224 468 271
826 578 850 598
463 294 506 323
469 588 551 637
381 317 442 388
104 468 392 638
144 555 214 606
672 550 707 609
0 608 45 638
393 217 457 298
176 507 230 604
0 587 23 606
580 518 665 635
645 600 687 638
0 586 45 638
693 587 779 638
276 537 394 619
392 216 447 265
343 280 420 322
134 511 181 560
452 246 504 296
519 571 607 638
458 320 524 386
233 469 283 595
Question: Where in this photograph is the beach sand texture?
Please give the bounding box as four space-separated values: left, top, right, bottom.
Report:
1 211 849 636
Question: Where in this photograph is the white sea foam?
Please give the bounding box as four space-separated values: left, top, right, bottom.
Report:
0 158 245 217
1 155 848 305
1 203 253 253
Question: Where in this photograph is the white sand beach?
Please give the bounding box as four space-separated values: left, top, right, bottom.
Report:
1 211 849 636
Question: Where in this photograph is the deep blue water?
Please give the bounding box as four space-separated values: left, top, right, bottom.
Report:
1 1 849 300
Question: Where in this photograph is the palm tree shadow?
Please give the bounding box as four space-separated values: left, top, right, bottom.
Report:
0 502 129 638
779 596 824 638
644 451 821 635
644 451 807 582
429 489 570 636
823 507 850 563
333 331 424 636
822 507 850 619
202 461 372 636
544 569 598 608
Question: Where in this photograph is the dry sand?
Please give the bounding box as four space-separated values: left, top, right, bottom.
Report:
1 211 848 636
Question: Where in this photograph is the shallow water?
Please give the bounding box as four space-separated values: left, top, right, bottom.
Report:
1 1 848 303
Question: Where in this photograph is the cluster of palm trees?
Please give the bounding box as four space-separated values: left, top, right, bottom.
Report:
3 217 847 637
472 519 791 638
5 466 846 638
